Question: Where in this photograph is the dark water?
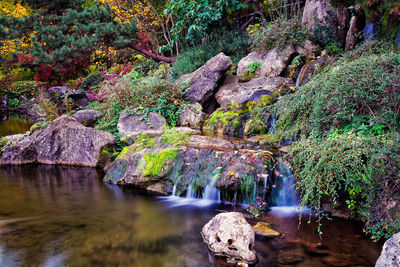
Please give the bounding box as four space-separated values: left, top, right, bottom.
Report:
0 166 382 267
0 115 33 137
0 119 382 267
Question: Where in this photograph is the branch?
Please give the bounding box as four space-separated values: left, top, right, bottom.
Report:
128 43 176 63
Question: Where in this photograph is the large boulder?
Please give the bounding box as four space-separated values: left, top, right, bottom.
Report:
72 109 101 127
178 53 232 106
201 212 257 264
0 115 115 167
117 109 167 139
104 132 271 195
178 103 204 129
216 76 294 106
302 0 349 46
375 233 400 267
237 41 318 79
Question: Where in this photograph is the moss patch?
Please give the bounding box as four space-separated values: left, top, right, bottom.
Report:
143 149 178 176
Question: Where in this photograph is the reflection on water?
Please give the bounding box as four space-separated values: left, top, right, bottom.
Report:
0 115 33 137
0 165 382 267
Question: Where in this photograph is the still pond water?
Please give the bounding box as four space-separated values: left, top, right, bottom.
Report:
0 116 382 266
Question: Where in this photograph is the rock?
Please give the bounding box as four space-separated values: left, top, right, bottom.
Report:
345 16 358 52
27 103 46 122
253 222 280 237
117 109 166 139
277 251 305 265
375 233 400 267
178 53 232 105
0 115 115 167
105 132 271 194
201 212 257 264
237 41 318 80
47 86 88 111
0 95 7 111
216 76 294 106
296 50 334 87
178 103 204 129
186 135 236 151
302 0 349 46
72 109 101 127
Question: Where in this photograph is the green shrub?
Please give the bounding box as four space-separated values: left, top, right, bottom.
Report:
169 30 249 79
248 61 262 73
249 18 310 52
274 41 400 139
289 133 400 240
80 72 104 92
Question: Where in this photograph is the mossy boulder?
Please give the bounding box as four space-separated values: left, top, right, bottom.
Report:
104 131 273 199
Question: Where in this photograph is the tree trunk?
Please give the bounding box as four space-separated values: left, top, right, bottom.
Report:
128 43 176 63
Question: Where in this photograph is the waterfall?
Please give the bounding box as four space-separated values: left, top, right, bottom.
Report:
269 160 303 214
202 171 220 202
268 114 276 134
185 184 196 199
172 184 177 196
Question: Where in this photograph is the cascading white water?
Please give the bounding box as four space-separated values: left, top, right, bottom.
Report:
269 160 303 214
268 114 276 134
172 184 177 196
185 184 196 199
202 171 220 202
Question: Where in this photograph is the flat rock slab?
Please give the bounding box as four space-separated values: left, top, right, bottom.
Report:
216 76 294 106
117 109 166 139
0 115 114 167
253 222 281 237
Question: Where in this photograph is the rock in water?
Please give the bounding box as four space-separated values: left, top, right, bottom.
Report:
253 222 281 237
117 109 166 139
0 115 115 167
375 233 400 267
178 53 232 105
201 212 257 264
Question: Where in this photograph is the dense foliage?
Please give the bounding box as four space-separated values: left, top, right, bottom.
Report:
274 41 400 139
270 41 400 240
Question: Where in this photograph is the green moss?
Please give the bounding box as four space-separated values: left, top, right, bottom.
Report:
143 149 178 176
0 137 7 156
30 121 49 133
117 135 156 159
161 129 190 146
232 120 241 129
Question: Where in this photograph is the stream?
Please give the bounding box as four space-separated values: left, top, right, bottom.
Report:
0 116 382 266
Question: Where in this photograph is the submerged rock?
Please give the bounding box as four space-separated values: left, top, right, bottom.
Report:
117 109 166 139
0 115 114 167
201 212 257 264
375 233 400 267
253 222 281 237
178 53 232 106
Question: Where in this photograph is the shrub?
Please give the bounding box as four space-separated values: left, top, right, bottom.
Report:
169 30 249 79
248 61 262 73
94 69 185 131
289 133 400 240
79 72 104 92
274 41 400 139
249 18 310 52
